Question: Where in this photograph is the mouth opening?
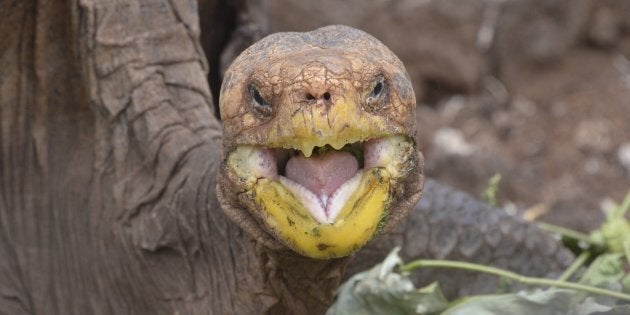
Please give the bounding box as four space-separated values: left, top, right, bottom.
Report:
274 142 365 175
228 135 413 224
274 142 366 224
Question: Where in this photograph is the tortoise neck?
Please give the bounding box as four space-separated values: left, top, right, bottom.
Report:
253 242 352 314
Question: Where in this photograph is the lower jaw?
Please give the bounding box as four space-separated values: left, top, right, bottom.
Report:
251 167 391 259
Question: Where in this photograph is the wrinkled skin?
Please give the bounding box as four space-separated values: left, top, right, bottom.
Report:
217 26 424 259
0 1 572 314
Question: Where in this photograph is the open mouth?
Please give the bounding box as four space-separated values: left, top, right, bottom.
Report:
219 84 420 258
228 135 413 222
279 145 364 224
225 134 414 258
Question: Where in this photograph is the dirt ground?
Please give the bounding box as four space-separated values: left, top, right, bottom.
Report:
266 0 630 232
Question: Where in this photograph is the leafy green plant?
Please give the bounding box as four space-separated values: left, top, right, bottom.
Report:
481 174 502 207
327 192 630 314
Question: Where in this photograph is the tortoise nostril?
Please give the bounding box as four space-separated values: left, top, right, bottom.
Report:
305 92 332 102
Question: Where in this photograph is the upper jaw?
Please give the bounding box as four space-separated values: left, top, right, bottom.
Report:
223 87 413 158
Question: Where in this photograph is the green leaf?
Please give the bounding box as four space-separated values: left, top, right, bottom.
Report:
578 253 626 307
442 288 630 315
590 192 630 255
330 245 630 315
326 248 448 315
623 273 630 294
585 305 630 315
580 254 625 289
599 220 630 254
442 289 574 315
481 174 502 207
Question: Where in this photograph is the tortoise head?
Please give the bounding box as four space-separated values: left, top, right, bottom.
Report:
216 25 424 259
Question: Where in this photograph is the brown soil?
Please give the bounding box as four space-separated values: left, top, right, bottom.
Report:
267 0 630 232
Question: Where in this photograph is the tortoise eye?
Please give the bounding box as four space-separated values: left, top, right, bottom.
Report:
249 85 272 116
366 77 387 110
371 80 383 97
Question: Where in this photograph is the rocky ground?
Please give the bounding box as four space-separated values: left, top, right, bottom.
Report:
266 0 630 232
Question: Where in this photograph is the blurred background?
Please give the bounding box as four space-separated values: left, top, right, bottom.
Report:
205 0 630 232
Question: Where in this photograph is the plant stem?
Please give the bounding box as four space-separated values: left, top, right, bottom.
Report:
558 251 590 282
616 191 630 217
537 222 603 247
401 259 630 302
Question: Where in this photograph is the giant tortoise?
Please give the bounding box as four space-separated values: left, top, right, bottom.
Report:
0 0 572 314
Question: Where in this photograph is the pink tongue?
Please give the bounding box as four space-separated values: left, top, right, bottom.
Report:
285 151 359 197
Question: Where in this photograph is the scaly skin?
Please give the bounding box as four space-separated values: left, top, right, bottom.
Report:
0 2 573 313
217 25 424 259
217 24 574 304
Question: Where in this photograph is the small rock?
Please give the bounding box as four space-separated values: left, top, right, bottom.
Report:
512 96 537 117
441 95 465 121
551 101 567 117
433 127 474 156
574 119 613 153
618 142 630 172
588 7 620 47
584 158 601 175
